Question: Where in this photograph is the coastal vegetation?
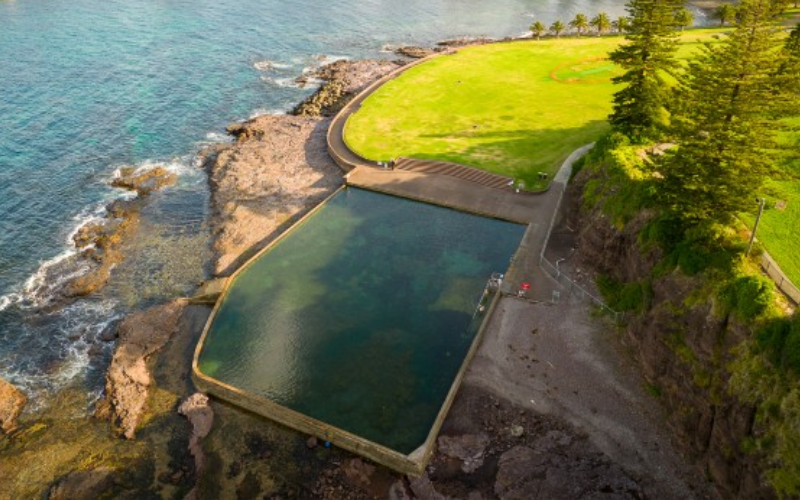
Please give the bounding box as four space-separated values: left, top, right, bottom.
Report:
586 0 800 494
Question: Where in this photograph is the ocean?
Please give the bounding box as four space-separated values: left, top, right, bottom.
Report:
0 0 632 400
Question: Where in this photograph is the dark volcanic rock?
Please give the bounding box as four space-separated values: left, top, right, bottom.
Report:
0 377 26 434
292 59 401 117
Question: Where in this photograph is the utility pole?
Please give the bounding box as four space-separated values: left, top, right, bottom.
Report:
746 197 766 256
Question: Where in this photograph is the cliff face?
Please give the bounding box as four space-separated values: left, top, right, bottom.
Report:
567 167 773 499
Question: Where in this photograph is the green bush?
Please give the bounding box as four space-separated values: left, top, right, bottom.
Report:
757 314 800 376
597 274 651 312
724 275 774 321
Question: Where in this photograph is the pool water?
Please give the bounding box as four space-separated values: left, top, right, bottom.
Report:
197 188 525 453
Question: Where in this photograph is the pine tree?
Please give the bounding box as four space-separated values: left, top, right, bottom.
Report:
658 0 795 225
608 0 683 141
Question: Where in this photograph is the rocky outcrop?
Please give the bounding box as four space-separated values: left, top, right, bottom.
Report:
59 166 175 299
208 115 343 276
95 300 186 439
437 434 489 474
178 393 214 500
111 166 177 196
292 59 402 117
0 377 26 434
568 165 772 499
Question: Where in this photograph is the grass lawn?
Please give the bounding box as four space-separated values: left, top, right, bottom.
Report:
345 29 725 190
741 117 800 286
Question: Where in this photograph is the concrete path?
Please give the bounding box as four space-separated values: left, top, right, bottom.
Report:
465 296 713 499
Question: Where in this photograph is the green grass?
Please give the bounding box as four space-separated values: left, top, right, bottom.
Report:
739 115 800 286
345 29 726 190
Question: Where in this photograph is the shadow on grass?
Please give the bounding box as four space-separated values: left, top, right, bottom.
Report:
403 119 609 187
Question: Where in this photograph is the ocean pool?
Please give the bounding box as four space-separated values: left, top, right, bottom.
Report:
195 187 525 460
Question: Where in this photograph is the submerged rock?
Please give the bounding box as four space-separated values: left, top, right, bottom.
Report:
48 467 116 500
0 377 26 434
95 300 186 439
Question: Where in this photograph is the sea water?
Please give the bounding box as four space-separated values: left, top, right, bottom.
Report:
0 0 630 400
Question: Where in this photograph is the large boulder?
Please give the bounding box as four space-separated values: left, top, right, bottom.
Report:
0 377 26 434
95 300 185 439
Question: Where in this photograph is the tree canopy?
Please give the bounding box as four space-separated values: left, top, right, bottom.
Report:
608 0 682 141
658 0 796 225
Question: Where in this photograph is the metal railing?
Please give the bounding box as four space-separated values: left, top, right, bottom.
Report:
761 252 800 305
539 256 627 324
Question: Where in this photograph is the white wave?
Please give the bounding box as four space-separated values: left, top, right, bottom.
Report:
316 54 350 64
204 131 232 143
254 60 293 71
272 77 303 88
0 293 18 312
248 108 286 119
254 60 274 71
380 44 401 53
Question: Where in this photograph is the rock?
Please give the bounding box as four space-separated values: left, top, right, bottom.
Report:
48 467 116 500
437 37 494 47
0 377 26 434
179 393 215 500
111 166 177 196
437 433 490 474
342 458 375 488
388 480 413 500
99 323 118 342
292 59 401 117
510 424 525 438
95 300 186 439
306 436 318 449
395 46 437 59
408 472 448 500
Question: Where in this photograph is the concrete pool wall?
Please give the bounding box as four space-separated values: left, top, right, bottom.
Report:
192 186 531 474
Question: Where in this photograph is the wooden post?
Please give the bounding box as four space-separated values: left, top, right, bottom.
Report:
746 198 766 256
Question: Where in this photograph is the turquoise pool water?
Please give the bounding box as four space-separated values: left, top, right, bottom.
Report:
197 188 525 453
